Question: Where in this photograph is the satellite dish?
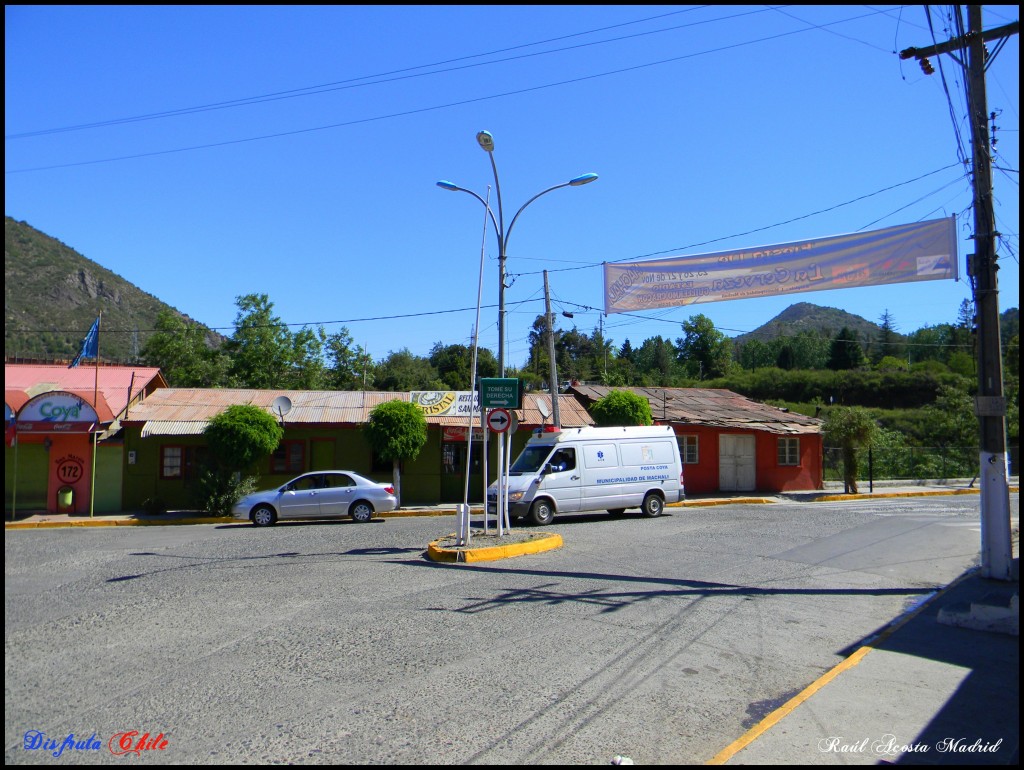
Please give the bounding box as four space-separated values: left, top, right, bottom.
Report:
272 395 292 421
537 400 551 419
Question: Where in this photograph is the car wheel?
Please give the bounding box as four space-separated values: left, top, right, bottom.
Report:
528 499 555 527
251 504 277 527
640 493 664 518
607 508 626 517
350 501 374 523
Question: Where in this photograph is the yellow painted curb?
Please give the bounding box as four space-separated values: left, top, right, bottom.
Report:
811 488 981 502
672 498 776 508
5 517 234 529
426 532 564 563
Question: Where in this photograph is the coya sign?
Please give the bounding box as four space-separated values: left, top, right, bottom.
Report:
16 393 100 433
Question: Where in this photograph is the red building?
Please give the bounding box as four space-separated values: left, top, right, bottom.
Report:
569 386 823 494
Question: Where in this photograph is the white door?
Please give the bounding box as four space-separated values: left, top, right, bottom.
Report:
719 434 756 492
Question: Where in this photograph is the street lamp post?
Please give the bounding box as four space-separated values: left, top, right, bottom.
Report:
437 130 597 376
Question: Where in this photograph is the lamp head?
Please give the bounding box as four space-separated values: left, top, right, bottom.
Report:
476 131 495 152
436 180 460 191
569 173 598 186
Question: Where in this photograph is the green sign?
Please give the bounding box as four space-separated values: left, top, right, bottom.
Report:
479 378 521 409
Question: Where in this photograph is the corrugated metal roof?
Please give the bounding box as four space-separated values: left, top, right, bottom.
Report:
122 388 597 429
141 420 209 437
569 385 821 435
429 393 594 428
122 389 399 425
4 364 166 418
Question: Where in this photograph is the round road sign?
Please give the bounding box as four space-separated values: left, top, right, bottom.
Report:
487 408 511 433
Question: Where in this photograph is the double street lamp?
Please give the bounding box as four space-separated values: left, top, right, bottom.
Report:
437 130 598 376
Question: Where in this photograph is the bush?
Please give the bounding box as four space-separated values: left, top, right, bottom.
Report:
190 469 257 517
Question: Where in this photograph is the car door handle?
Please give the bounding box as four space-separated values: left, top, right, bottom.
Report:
571 475 580 480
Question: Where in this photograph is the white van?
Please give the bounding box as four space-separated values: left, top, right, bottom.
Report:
487 425 685 526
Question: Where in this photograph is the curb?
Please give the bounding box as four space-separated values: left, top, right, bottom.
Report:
809 488 983 502
426 531 564 563
4 516 236 529
5 487 1016 530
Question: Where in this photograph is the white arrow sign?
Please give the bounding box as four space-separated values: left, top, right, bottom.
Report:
487 408 511 433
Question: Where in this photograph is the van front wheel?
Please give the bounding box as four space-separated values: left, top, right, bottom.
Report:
640 493 664 518
529 500 555 527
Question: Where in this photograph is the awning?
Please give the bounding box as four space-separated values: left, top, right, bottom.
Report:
141 420 209 437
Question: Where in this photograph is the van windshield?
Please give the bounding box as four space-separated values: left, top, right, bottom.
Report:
509 445 554 475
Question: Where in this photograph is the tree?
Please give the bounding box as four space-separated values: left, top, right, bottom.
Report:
589 389 653 427
373 349 443 391
290 325 328 390
223 294 295 389
823 406 878 494
429 342 498 390
363 400 428 507
675 314 732 379
922 385 978 454
199 405 283 514
738 338 774 371
827 327 866 370
633 336 677 384
325 327 373 390
140 310 227 387
871 309 904 364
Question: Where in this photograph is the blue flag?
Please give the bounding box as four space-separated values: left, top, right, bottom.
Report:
70 317 100 368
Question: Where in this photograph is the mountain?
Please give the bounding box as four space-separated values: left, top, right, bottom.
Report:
731 302 888 344
4 216 222 363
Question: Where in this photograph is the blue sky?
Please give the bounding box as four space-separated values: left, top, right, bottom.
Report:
5 5 1019 369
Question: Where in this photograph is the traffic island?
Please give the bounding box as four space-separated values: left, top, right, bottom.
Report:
427 529 563 563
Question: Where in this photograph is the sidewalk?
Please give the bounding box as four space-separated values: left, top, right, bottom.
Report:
714 559 1019 765
4 479 1017 529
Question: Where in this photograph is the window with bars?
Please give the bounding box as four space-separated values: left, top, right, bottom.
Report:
778 437 800 466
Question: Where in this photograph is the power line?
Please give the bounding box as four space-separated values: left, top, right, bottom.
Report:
6 7 905 175
6 7 716 139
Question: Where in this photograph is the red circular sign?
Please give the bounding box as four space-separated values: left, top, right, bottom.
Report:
57 457 84 484
487 408 511 433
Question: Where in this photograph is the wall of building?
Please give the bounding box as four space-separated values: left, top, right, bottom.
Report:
670 424 822 494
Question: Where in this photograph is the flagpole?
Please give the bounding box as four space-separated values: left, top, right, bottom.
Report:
90 312 101 518
93 312 101 409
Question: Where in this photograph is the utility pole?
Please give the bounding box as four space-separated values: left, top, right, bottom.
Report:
543 271 561 428
901 7 1018 581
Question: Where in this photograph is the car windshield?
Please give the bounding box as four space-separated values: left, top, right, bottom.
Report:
509 445 554 475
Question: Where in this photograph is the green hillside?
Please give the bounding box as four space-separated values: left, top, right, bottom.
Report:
5 216 221 363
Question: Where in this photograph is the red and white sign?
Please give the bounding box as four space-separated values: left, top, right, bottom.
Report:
487 408 511 433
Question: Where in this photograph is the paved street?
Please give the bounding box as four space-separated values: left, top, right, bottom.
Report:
5 494 1016 764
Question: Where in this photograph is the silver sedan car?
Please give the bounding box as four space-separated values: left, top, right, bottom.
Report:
233 471 398 527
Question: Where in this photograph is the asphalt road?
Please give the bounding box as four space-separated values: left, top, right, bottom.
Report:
5 495 1013 765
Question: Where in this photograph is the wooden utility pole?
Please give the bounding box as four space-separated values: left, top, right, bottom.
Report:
901 7 1018 580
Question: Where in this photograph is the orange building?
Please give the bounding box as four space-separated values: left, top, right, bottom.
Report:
5 364 167 515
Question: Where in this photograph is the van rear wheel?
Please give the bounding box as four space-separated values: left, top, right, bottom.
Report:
640 493 664 518
529 500 555 527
